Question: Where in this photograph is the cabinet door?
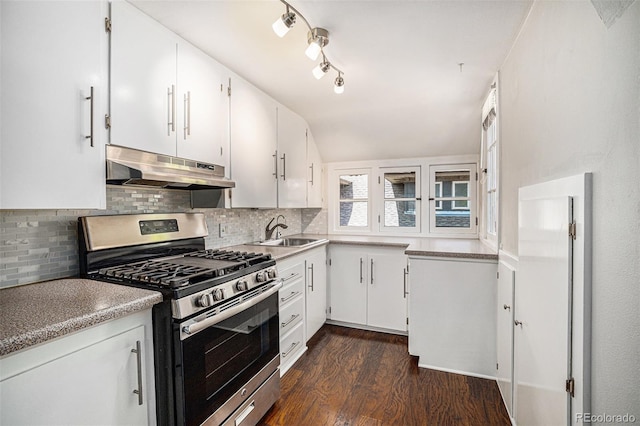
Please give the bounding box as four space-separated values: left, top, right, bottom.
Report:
277 105 308 208
0 326 148 425
328 245 367 324
176 41 227 165
307 130 323 208
0 0 107 209
368 253 408 331
229 76 277 208
111 1 177 156
306 249 327 341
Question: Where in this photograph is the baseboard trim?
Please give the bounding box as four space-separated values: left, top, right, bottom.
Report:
325 320 408 336
416 362 497 381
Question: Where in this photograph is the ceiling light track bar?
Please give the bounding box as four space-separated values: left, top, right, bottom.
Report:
273 0 345 93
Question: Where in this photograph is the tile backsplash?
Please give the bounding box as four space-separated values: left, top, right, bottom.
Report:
0 186 327 288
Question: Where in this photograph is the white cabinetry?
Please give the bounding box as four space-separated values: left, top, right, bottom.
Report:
277 255 307 375
111 1 227 165
228 75 278 208
306 130 323 208
305 247 327 340
407 256 497 377
328 244 408 333
0 310 155 425
276 106 308 208
0 0 108 209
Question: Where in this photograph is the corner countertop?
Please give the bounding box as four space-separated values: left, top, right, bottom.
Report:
0 279 163 357
229 234 497 261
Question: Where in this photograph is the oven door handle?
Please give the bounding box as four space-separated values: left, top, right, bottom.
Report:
181 280 283 339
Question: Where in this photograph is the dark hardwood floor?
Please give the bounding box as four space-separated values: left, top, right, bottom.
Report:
259 324 510 426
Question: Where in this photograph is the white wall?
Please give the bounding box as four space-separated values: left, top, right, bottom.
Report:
499 0 639 421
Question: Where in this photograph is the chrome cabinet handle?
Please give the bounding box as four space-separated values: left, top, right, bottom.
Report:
282 272 300 282
359 258 363 283
281 314 300 328
280 153 287 180
503 304 511 311
183 91 191 139
273 151 278 179
309 163 314 185
85 86 94 147
280 290 301 303
282 341 300 358
403 268 408 298
370 259 374 285
131 340 143 406
167 85 176 135
308 264 314 291
514 320 523 328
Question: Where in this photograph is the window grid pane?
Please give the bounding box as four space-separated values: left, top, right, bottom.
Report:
383 171 417 229
434 170 471 229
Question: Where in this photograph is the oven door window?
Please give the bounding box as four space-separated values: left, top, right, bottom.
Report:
179 293 279 426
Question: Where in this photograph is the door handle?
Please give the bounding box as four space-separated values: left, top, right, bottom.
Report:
167 85 175 135
280 153 287 180
131 340 143 406
84 86 94 147
370 259 374 285
308 263 314 291
359 258 363 283
183 91 191 139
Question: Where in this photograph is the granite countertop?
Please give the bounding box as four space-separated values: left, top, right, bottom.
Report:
229 234 497 261
0 279 163 357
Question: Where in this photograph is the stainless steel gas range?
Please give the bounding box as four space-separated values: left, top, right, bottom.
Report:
78 213 281 426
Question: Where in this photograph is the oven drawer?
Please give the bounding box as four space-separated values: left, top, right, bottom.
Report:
280 321 305 367
279 294 304 336
221 368 280 426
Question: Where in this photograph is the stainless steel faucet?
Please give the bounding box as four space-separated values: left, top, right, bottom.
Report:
265 215 288 240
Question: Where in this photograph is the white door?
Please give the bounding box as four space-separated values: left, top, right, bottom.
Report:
1 326 148 425
496 262 515 418
111 1 177 156
277 105 308 208
367 253 408 331
328 246 367 324
228 76 277 208
305 249 327 340
176 40 226 164
0 0 108 209
515 196 573 426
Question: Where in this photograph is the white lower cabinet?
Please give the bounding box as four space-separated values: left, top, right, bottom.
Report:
277 254 307 375
0 310 155 425
328 244 408 333
407 256 497 377
305 247 327 340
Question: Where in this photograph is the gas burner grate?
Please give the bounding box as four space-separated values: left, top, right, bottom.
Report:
99 260 220 287
185 249 272 266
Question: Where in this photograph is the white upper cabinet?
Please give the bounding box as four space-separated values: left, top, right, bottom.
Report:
277 105 308 208
0 0 108 209
111 2 227 166
111 0 177 156
228 75 278 208
307 130 323 208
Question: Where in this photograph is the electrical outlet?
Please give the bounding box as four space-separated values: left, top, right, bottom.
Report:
219 223 228 237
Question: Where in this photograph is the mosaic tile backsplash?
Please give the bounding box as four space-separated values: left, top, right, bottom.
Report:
1 186 327 288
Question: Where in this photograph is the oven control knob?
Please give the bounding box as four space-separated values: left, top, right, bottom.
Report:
212 288 224 302
236 280 248 291
267 268 277 279
196 293 213 308
256 271 267 282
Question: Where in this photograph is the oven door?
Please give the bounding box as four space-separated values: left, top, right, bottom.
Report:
176 282 282 426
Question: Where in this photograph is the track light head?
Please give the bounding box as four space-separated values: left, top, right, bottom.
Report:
305 27 329 60
273 10 296 37
312 61 331 80
334 74 345 94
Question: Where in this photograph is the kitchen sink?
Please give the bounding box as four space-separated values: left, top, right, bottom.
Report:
250 237 321 247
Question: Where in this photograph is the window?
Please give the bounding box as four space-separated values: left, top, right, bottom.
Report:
338 170 370 229
380 167 420 233
481 84 499 245
429 164 477 234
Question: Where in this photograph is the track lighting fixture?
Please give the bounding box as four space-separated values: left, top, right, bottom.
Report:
272 6 296 37
334 73 345 94
272 0 345 94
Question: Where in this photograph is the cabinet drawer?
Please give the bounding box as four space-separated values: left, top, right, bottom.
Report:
280 322 305 366
278 261 305 289
278 278 304 307
279 295 304 337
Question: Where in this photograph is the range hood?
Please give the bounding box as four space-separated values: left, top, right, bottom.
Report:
106 145 235 190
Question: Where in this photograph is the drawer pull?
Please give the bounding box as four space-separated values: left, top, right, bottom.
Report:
281 314 300 328
282 341 300 358
282 272 301 282
280 291 301 303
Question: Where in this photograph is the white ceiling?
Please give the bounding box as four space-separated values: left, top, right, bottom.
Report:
130 0 533 163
